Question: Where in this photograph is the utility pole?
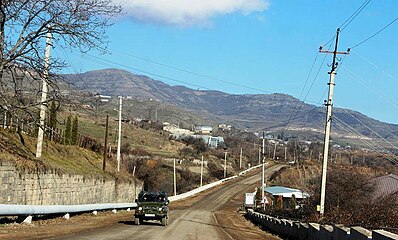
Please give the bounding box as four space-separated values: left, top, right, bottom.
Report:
273 142 277 160
116 96 122 172
262 132 265 209
258 146 261 164
284 147 287 161
200 155 204 187
224 151 227 178
3 112 6 129
239 148 243 169
36 31 52 158
103 115 109 171
318 28 349 218
173 158 177 196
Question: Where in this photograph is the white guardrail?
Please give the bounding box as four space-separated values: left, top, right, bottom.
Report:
0 164 263 217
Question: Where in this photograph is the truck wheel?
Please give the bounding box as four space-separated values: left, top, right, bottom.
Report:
161 217 167 226
135 217 140 225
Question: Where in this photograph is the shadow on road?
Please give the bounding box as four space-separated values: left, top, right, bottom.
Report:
118 220 163 227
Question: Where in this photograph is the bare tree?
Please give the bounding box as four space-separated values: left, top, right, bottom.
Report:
0 0 121 125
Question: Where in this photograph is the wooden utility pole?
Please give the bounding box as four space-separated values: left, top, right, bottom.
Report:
103 115 109 171
36 31 52 158
318 28 349 217
116 96 122 172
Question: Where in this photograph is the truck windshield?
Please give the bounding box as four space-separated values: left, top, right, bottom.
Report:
138 192 167 202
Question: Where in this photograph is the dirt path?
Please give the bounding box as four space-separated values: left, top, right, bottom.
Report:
0 165 284 240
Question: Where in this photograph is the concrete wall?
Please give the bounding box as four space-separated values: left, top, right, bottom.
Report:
0 161 142 205
246 210 398 240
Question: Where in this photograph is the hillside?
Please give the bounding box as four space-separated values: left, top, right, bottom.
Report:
64 69 398 141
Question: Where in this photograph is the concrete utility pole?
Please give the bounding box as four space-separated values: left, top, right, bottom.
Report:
239 148 243 169
284 147 287 161
262 132 266 208
3 112 6 129
224 151 227 178
103 115 109 171
273 142 277 160
318 28 349 217
116 96 122 172
258 146 261 164
173 158 177 196
200 155 204 187
36 31 52 158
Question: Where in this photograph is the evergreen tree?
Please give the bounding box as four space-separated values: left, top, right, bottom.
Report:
64 115 72 145
71 115 79 145
49 101 57 129
49 101 57 140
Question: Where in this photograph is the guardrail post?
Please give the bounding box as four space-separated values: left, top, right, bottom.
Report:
372 230 398 240
333 225 349 240
308 223 320 240
350 226 372 240
319 225 333 240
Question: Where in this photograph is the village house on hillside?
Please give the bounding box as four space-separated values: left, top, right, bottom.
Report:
371 173 398 201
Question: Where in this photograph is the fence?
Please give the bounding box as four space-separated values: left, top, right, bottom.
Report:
246 209 398 240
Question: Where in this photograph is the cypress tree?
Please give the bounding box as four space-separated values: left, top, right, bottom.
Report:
49 101 57 129
65 115 72 145
71 115 79 145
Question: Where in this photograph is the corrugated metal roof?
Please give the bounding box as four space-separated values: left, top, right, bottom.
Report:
264 186 309 199
371 174 398 199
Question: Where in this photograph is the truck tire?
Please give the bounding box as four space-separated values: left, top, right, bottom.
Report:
161 217 167 226
135 217 140 225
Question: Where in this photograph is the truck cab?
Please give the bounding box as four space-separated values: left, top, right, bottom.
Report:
134 191 170 226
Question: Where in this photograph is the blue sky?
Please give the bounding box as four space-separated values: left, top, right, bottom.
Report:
58 0 398 124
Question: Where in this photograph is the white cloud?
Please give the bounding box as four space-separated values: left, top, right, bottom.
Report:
114 0 270 26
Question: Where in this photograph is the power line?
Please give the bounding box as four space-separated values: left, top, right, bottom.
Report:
352 50 398 82
98 47 276 95
322 0 371 47
340 0 371 32
350 17 398 49
333 117 398 165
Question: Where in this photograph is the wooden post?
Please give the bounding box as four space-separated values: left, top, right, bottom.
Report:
103 115 109 171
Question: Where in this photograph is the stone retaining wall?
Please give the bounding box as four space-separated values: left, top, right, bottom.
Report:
246 210 398 240
0 161 142 205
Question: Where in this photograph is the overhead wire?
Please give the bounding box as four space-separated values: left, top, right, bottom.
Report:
335 105 398 150
351 50 398 82
96 47 276 95
339 0 371 32
350 17 398 49
333 116 398 164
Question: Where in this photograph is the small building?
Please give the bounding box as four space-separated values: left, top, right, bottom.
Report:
371 174 398 201
191 135 225 148
195 126 213 134
264 186 309 209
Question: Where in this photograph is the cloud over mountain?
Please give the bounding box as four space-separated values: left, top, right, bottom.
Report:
114 0 270 26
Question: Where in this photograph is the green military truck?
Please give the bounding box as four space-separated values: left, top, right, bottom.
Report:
134 191 170 226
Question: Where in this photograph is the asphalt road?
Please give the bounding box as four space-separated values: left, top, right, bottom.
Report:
50 164 284 240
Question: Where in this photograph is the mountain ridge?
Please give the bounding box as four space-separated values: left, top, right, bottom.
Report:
64 68 398 140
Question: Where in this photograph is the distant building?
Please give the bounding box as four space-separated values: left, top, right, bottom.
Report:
191 135 224 148
195 126 213 134
163 123 194 137
218 124 232 131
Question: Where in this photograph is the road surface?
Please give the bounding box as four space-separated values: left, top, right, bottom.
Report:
1 164 284 240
